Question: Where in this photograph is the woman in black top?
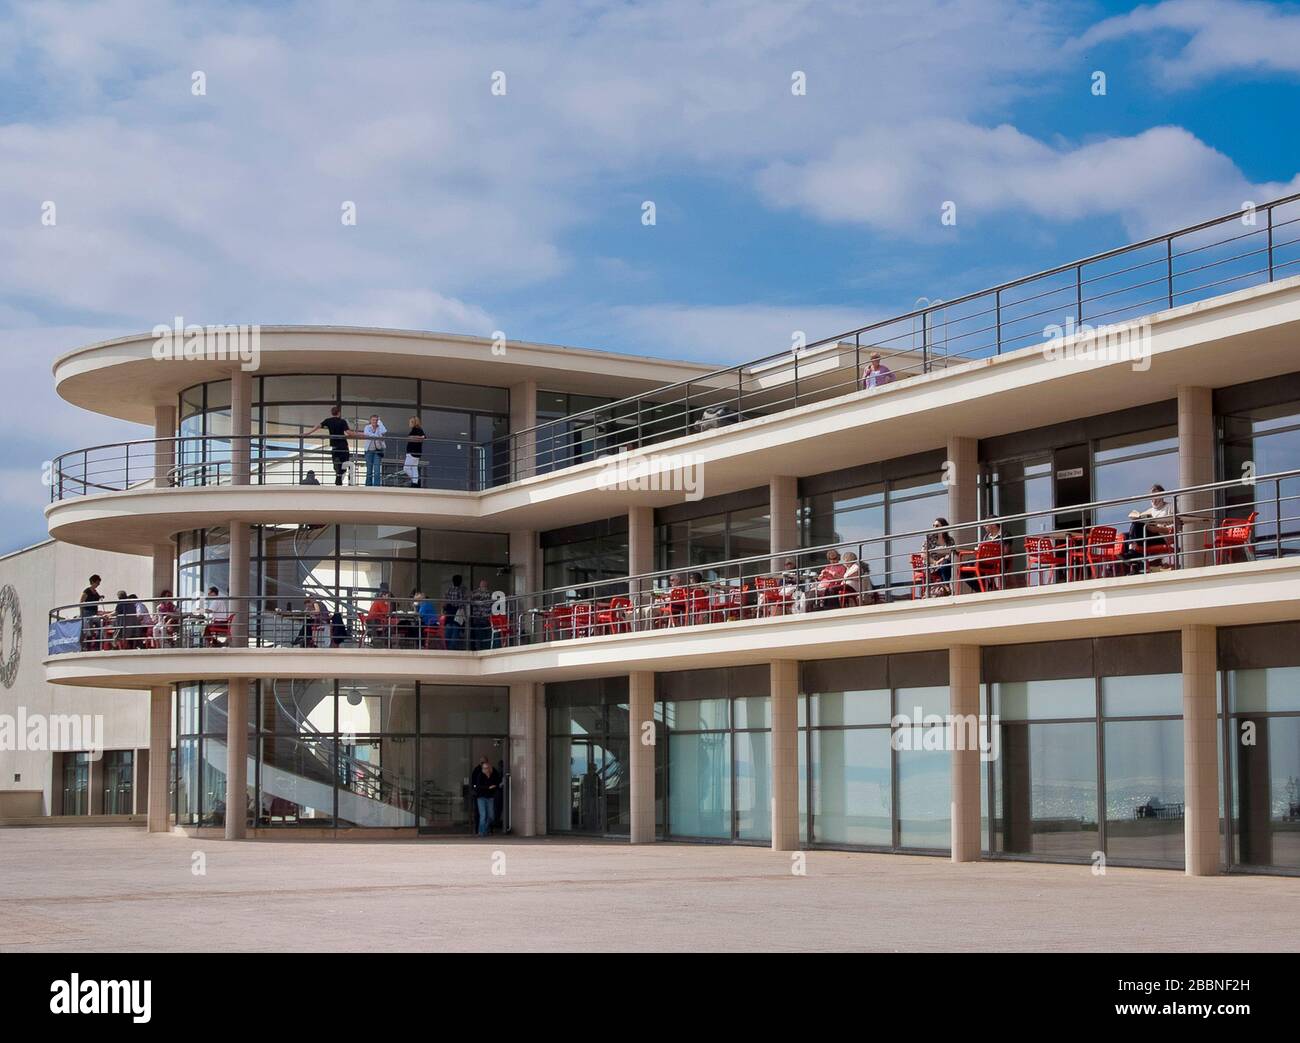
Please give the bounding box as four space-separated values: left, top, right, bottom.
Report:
403 416 425 488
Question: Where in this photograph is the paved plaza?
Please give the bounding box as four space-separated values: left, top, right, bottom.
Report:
0 828 1296 952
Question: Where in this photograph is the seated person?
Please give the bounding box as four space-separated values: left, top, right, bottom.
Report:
924 518 956 596
365 590 393 647
815 549 847 609
1123 485 1174 568
152 589 180 647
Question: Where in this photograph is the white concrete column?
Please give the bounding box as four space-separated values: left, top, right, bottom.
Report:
769 475 798 570
230 367 253 487
949 644 982 862
629 671 656 844
224 679 249 840
629 506 654 610
1178 387 1215 569
147 686 171 833
510 378 538 481
88 754 105 816
770 660 800 851
152 542 174 602
946 436 979 550
509 682 539 836
1182 624 1220 876
508 530 538 597
229 522 250 647
153 404 176 488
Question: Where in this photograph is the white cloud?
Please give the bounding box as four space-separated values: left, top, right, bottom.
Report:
1080 0 1300 86
758 120 1300 239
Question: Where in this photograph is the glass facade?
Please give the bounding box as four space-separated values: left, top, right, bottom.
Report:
541 519 629 593
545 678 635 835
984 635 1186 868
60 752 90 816
175 680 508 832
101 750 134 815
176 524 508 616
657 503 770 574
179 375 511 489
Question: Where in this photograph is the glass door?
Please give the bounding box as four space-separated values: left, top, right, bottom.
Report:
418 735 508 834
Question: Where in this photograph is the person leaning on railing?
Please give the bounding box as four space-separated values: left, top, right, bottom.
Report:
861 352 895 390
79 574 105 649
304 406 355 486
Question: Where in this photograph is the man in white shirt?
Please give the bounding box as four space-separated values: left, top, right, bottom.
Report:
362 414 387 486
1123 485 1174 569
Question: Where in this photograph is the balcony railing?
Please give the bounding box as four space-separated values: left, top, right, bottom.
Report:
49 431 511 500
50 194 1300 505
503 193 1300 472
48 470 1300 658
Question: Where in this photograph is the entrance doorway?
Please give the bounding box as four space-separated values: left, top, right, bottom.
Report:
418 735 509 834
555 736 627 834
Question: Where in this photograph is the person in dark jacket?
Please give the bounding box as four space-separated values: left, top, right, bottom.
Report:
470 757 500 836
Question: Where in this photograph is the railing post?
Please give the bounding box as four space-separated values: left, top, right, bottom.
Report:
994 290 1001 355
1075 264 1083 325
1167 237 1174 309
854 334 861 388
1275 479 1282 560
1268 205 1276 281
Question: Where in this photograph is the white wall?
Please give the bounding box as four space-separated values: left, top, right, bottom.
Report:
0 539 152 814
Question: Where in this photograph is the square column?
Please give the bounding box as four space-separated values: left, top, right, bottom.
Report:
949 644 982 862
629 506 654 613
769 475 798 569
770 660 800 851
230 367 253 486
510 379 538 481
147 686 171 832
1182 624 1221 875
153 404 176 488
229 521 250 647
946 436 979 550
1178 387 1215 568
509 683 539 836
88 754 105 816
152 542 174 604
629 671 656 844
224 679 249 840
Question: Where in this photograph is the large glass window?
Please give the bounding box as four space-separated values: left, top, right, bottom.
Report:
101 750 134 815
657 502 771 574
1225 664 1300 871
60 752 90 816
545 679 633 835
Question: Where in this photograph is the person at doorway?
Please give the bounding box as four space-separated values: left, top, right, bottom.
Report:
470 757 500 836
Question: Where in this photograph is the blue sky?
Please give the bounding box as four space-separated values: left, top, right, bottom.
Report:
2 0 1300 553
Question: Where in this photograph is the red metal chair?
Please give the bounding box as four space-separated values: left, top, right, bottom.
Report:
1209 511 1258 564
958 541 1005 592
687 588 712 625
1138 518 1179 573
203 614 234 647
545 604 574 641
1023 537 1063 586
594 596 632 635
488 613 513 647
910 553 930 599
754 575 786 616
421 621 445 649
571 601 593 638
1084 526 1124 578
666 586 688 626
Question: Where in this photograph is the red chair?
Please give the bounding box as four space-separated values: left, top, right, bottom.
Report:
1084 526 1124 578
1210 511 1258 564
754 575 786 616
687 588 712 625
545 604 574 641
667 586 688 626
571 601 593 638
1023 537 1063 586
488 613 513 647
1138 519 1180 573
421 621 445 649
910 553 932 599
958 541 1005 592
594 596 632 635
203 614 234 646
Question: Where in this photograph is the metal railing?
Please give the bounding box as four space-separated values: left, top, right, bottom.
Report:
49 471 1300 657
49 195 1300 504
49 431 504 500
501 193 1300 472
493 469 1299 646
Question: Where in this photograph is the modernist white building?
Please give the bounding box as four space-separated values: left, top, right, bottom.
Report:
15 196 1300 877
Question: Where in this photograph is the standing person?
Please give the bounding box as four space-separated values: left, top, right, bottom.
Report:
470 757 500 836
306 406 354 486
470 579 494 650
403 416 426 488
441 574 469 649
112 590 134 649
79 574 105 650
362 414 387 487
861 352 896 390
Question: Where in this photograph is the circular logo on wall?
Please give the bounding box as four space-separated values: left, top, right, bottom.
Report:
0 585 21 688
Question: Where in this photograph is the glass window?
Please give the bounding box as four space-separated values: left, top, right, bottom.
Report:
735 730 772 841
337 682 417 734
809 689 891 727
812 727 892 846
896 740 951 850
423 381 509 414
663 698 728 732
1104 719 1184 865
1101 673 1183 717
993 677 1095 721
262 375 338 403
1227 666 1300 713
668 732 731 838
342 376 417 406
418 686 509 733
259 735 335 825
336 737 417 827
993 721 1098 857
